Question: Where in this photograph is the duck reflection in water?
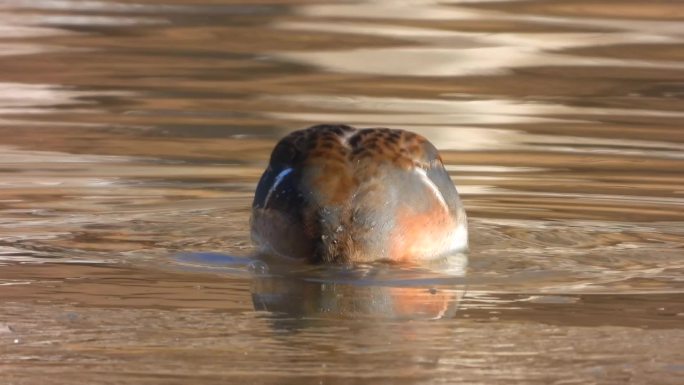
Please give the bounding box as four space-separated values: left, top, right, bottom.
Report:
250 263 466 321
249 124 468 320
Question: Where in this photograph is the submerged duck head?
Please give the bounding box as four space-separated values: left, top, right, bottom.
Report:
251 124 467 264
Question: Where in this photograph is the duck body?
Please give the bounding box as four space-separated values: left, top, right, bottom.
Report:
251 124 467 264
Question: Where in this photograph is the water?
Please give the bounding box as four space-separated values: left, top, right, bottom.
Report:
1 0 683 384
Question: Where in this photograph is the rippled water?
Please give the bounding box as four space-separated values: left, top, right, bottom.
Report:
1 0 683 384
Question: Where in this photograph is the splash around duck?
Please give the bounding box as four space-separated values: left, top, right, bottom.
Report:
251 124 467 264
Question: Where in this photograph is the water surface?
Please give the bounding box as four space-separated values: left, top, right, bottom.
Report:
1 1 683 384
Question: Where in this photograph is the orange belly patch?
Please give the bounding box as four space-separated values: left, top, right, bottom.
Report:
389 202 455 263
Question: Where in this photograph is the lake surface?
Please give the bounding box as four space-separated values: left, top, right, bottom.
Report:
1 0 683 384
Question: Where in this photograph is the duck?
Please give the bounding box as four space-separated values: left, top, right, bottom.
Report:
250 124 467 264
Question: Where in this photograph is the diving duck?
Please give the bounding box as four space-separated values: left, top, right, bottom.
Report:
251 124 467 264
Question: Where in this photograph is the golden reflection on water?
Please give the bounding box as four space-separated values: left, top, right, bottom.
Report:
0 0 683 384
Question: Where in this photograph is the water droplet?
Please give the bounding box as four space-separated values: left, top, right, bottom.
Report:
248 260 269 275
